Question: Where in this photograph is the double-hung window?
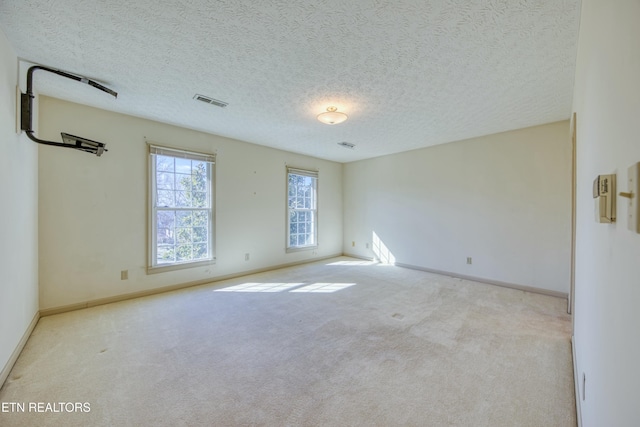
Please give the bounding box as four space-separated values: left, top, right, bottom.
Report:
149 145 215 272
287 167 318 251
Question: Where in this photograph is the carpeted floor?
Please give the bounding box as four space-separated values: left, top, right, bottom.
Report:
0 257 575 426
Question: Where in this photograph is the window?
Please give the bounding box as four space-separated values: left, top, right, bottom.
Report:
149 145 215 272
287 167 318 251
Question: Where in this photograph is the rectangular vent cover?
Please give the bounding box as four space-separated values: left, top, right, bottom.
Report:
338 141 356 149
193 94 228 108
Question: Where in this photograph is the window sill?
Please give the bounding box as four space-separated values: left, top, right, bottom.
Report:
286 245 318 254
147 258 216 275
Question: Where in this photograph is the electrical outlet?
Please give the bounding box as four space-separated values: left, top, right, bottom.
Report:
352 241 355 247
466 257 472 265
120 270 128 280
366 242 369 249
245 253 250 261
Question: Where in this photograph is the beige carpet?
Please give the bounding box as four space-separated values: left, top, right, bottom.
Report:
0 257 575 426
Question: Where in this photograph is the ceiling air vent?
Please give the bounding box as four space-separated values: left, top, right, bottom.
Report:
193 94 228 108
337 141 356 149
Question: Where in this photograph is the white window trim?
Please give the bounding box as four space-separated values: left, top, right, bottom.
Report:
286 167 318 253
147 143 216 274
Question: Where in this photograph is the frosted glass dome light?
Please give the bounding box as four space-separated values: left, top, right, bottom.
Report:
317 106 348 125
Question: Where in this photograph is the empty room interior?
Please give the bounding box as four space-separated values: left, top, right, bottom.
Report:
1 1 639 426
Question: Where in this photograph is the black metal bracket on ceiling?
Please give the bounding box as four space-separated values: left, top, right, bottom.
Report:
20 65 118 156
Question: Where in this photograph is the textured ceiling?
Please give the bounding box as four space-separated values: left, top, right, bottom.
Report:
0 0 581 163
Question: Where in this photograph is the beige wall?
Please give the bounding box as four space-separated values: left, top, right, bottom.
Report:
343 121 572 294
37 96 343 310
0 30 39 381
572 0 640 425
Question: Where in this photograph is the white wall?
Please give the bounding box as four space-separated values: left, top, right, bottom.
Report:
37 96 343 310
343 121 572 294
572 1 640 425
0 30 39 378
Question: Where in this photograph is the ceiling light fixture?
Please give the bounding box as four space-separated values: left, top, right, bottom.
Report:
317 106 348 125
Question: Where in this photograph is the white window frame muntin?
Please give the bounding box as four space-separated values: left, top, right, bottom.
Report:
148 144 216 274
286 167 318 252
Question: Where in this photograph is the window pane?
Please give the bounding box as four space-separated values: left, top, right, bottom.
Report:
192 192 208 208
157 228 174 244
176 191 190 207
193 227 207 243
176 173 192 191
193 210 208 227
157 245 175 264
193 243 208 259
193 171 207 191
157 211 175 229
157 172 175 190
176 211 192 227
192 162 208 191
192 160 206 171
176 244 192 261
175 158 192 174
156 155 174 172
176 227 192 244
157 190 175 207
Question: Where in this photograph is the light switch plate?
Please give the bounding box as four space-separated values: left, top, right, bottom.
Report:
628 162 640 233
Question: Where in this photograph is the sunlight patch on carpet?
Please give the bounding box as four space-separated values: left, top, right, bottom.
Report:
214 282 356 293
290 283 356 293
326 260 377 266
214 282 305 292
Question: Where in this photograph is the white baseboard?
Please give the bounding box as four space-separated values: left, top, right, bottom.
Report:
341 252 375 262
341 255 568 299
394 262 568 299
0 311 40 388
40 253 344 316
572 335 582 427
